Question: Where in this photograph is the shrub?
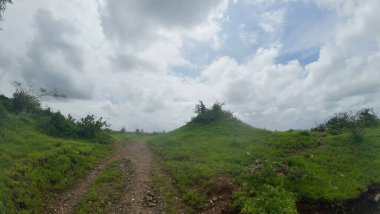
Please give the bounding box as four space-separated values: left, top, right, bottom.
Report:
312 108 378 135
0 103 7 127
356 108 378 127
38 111 77 138
241 186 297 214
310 123 325 132
191 101 232 124
11 89 41 114
325 112 351 134
76 115 110 143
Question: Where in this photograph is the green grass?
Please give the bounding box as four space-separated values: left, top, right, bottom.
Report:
76 158 131 214
0 113 111 213
147 115 380 213
110 131 140 142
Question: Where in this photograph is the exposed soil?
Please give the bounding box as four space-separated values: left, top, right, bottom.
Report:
48 139 165 214
297 184 380 214
288 140 326 157
113 139 160 214
202 176 240 214
48 141 129 214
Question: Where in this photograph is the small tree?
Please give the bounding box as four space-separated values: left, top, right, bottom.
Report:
312 108 379 143
12 89 41 114
194 101 207 115
120 127 126 133
10 82 66 114
76 115 109 139
356 108 378 127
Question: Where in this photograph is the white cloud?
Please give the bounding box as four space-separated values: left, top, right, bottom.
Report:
0 0 379 132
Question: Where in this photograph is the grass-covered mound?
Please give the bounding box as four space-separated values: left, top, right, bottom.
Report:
0 91 113 213
147 103 380 213
0 113 111 213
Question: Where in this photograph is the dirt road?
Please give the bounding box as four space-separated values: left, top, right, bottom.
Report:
114 139 157 214
49 139 158 214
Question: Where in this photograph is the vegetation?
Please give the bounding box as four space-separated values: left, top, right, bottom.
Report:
148 102 380 213
0 89 113 213
76 158 131 214
312 108 379 143
191 101 232 124
0 113 111 213
1 86 111 144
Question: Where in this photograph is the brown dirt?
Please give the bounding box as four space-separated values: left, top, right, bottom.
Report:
288 140 326 157
202 176 239 214
48 141 129 214
113 139 158 214
49 139 163 214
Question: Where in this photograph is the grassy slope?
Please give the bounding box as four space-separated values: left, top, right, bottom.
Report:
147 115 380 213
0 114 111 213
76 158 132 214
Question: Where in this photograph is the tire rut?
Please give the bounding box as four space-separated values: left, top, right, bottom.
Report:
49 139 161 214
48 141 129 214
114 139 157 214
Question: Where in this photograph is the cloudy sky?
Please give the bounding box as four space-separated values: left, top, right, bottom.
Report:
0 0 379 131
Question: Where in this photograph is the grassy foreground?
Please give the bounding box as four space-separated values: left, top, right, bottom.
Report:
147 114 380 213
76 158 132 214
0 113 111 213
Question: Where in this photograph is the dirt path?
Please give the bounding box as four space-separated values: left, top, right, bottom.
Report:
49 139 159 214
48 141 129 214
114 139 157 214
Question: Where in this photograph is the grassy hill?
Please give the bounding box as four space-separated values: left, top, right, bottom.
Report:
0 93 113 213
148 106 380 213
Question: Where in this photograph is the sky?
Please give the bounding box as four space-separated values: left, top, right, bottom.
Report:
0 0 379 132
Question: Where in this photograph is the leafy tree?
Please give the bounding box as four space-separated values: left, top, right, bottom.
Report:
10 82 66 114
12 89 41 114
38 110 77 138
325 112 351 134
76 114 109 139
311 108 379 143
194 101 207 115
356 108 378 127
191 101 231 124
120 127 126 133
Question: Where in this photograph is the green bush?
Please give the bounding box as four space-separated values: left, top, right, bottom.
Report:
0 103 7 127
325 112 351 134
37 111 77 138
76 115 111 143
11 89 41 114
191 101 233 124
356 108 378 127
241 186 297 214
312 108 378 141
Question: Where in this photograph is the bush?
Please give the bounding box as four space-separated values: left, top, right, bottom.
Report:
11 89 41 114
312 108 378 134
76 115 110 143
356 108 378 127
38 110 77 138
120 127 126 133
191 101 232 124
241 186 297 214
310 123 325 132
325 112 351 134
0 103 7 127
311 108 378 143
